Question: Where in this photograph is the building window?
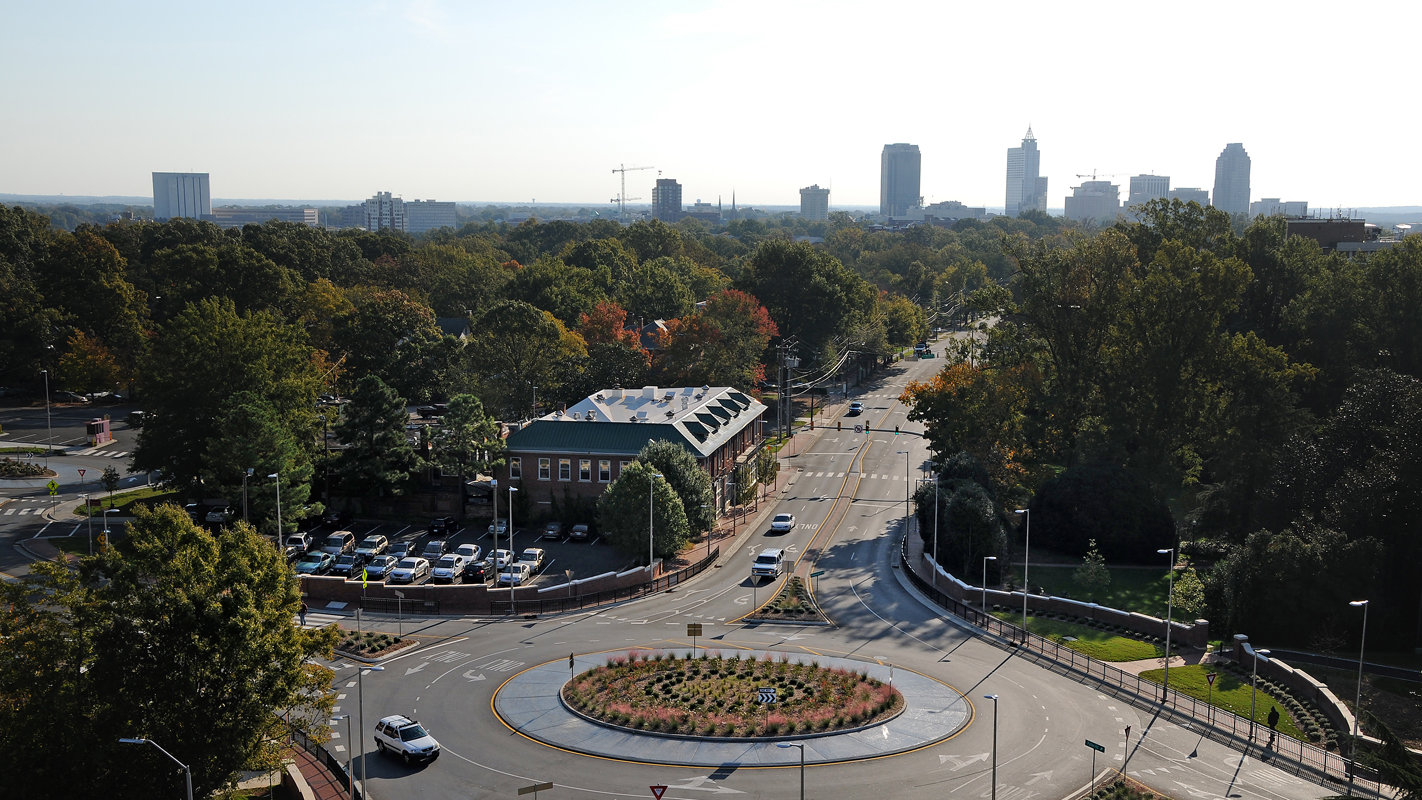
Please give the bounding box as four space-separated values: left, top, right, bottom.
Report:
579 459 592 481
619 460 630 476
559 458 571 481
509 457 522 480
599 460 611 482
538 458 551 480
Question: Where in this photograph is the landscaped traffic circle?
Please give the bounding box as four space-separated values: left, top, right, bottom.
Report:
563 651 903 738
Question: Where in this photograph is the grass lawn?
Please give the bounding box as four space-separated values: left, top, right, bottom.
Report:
1138 664 1307 742
51 535 105 555
74 486 182 516
1009 564 1172 617
992 612 1164 662
0 446 50 455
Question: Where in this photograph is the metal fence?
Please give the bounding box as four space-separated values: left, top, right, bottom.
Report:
358 596 441 615
897 537 1387 795
290 726 362 800
490 547 721 616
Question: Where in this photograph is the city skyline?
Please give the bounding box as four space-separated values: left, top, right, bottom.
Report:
2 2 1418 208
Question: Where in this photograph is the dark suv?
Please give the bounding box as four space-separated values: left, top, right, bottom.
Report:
461 558 494 584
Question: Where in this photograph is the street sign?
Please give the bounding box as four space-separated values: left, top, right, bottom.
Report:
1124 725 1131 739
517 782 553 796
77 468 86 479
854 424 863 433
1084 739 1104 752
650 786 668 800
758 686 777 704
1205 672 1219 686
687 623 703 637
810 570 825 577
47 480 59 496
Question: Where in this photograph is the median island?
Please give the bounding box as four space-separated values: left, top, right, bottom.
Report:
562 650 903 738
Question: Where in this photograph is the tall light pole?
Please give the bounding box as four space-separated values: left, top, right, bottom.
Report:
776 741 805 800
331 714 352 800
648 472 664 569
319 413 330 502
268 472 282 536
41 368 53 465
1350 600 1369 747
242 467 253 523
899 450 910 536
102 508 117 540
984 694 999 800
726 481 737 535
1158 547 1176 703
1014 509 1030 628
509 485 519 615
119 738 192 800
358 664 385 797
81 494 93 555
983 556 997 613
1249 647 1270 745
933 464 940 582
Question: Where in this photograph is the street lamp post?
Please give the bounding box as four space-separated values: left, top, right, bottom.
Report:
268 472 282 536
1249 647 1270 745
331 714 352 800
357 664 385 798
649 472 664 570
1014 509 1031 631
898 450 910 537
102 508 117 544
984 694 999 800
242 467 253 523
119 738 193 800
1158 547 1176 703
726 481 736 536
982 556 997 616
775 742 805 800
1350 600 1369 749
81 494 93 555
41 368 53 465
320 414 331 502
509 485 519 615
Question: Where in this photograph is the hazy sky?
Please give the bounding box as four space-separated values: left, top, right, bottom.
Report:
3 1 1417 208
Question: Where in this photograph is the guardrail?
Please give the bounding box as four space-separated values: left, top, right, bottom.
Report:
289 726 362 800
490 546 720 616
358 596 441 615
898 536 1387 795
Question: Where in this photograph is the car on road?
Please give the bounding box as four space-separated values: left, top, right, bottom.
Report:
374 714 440 765
461 557 494 584
322 509 351 527
294 552 335 575
542 521 563 540
517 548 546 571
498 563 532 586
488 519 508 537
331 552 368 578
364 554 398 581
204 506 232 524
355 535 389 557
568 523 590 541
421 539 448 560
913 342 928 355
428 517 460 537
429 554 468 583
847 401 864 416
770 513 796 532
493 548 514 568
388 541 415 559
751 548 787 580
454 543 481 561
323 531 356 556
388 557 430 585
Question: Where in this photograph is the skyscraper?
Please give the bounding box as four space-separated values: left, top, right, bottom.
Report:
152 172 211 221
1005 128 1047 218
800 184 830 221
652 178 683 222
1212 143 1251 216
1170 188 1210 206
1128 175 1170 207
880 144 921 217
405 199 457 233
363 191 406 231
1064 181 1121 224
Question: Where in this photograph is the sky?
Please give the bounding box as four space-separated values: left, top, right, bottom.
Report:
2 0 1418 209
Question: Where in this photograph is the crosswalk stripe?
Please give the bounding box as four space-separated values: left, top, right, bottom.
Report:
109 451 129 458
3 509 13 515
18 509 32 515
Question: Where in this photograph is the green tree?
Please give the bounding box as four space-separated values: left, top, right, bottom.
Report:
618 219 685 264
562 237 638 282
41 229 149 357
503 256 610 326
0 504 338 799
1072 538 1111 601
145 241 302 320
915 476 1008 576
882 293 928 347
100 466 120 506
1357 710 1422 800
332 289 452 403
735 239 876 358
427 393 505 516
638 440 714 536
202 391 314 534
56 330 129 394
1171 566 1206 619
596 460 690 563
133 298 321 488
463 300 586 418
333 375 417 502
653 288 777 390
618 258 695 322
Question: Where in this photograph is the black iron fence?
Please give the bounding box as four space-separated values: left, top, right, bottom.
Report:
898 536 1387 795
490 546 721 616
290 726 362 800
358 596 441 615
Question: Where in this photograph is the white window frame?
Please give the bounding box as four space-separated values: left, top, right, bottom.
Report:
579 459 592 482
599 460 611 482
559 458 571 481
509 457 522 480
538 458 551 481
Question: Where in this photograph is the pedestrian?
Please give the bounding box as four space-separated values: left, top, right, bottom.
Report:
1267 705 1279 745
299 600 308 627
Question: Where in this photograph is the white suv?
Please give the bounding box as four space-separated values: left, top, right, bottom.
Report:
752 548 787 579
374 714 440 765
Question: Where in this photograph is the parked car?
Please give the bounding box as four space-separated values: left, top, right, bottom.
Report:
331 552 368 578
374 715 440 765
751 548 787 579
285 533 318 559
429 554 468 584
204 506 233 524
388 541 415 559
487 519 508 537
498 563 532 586
568 524 590 541
125 410 147 428
461 557 494 584
454 543 481 561
493 548 514 568
51 391 89 404
847 401 864 416
364 554 398 581
294 552 334 575
415 404 450 419
517 548 546 571
542 521 564 540
421 539 448 560
355 535 389 557
770 513 796 532
323 531 356 556
323 509 352 527
388 557 430 585
428 517 460 537
184 503 202 522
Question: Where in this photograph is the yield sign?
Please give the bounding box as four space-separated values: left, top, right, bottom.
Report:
651 786 668 800
1205 672 1219 686
78 468 86 478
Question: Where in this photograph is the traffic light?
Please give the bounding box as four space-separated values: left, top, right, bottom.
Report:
894 425 900 435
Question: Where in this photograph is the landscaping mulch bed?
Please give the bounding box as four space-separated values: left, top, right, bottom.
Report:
0 457 54 478
563 650 901 737
332 630 419 659
745 577 828 624
1088 776 1176 800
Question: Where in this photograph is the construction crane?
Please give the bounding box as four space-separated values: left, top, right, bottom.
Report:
611 164 655 215
1075 170 1128 180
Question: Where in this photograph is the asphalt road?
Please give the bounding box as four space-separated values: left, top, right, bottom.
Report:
314 350 1363 800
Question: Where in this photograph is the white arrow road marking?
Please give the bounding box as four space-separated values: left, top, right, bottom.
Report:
405 662 429 676
1172 782 1222 800
939 753 990 770
462 671 486 682
735 594 750 605
669 776 745 794
1025 771 1053 785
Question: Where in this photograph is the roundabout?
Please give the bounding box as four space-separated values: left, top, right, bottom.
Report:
492 649 971 766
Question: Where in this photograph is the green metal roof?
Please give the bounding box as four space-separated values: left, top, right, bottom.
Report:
505 421 701 458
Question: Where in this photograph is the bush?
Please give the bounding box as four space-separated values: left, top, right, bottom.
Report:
1027 462 1175 561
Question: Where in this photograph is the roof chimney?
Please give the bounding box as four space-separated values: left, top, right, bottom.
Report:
642 386 658 399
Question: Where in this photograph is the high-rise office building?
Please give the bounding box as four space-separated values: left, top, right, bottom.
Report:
1064 180 1121 224
1005 128 1048 217
1170 188 1210 206
1249 198 1308 218
363 191 406 231
800 184 830 221
652 178 683 222
405 199 457 233
152 172 211 221
1128 175 1170 207
880 143 921 217
206 207 317 229
1212 143 1251 216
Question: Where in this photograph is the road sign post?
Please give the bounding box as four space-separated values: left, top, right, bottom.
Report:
1085 739 1105 794
650 786 667 800
758 686 777 733
518 781 553 799
687 623 702 657
1205 672 1218 724
810 569 824 594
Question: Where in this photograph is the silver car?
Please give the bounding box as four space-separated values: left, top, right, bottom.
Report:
430 554 468 584
388 557 430 585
